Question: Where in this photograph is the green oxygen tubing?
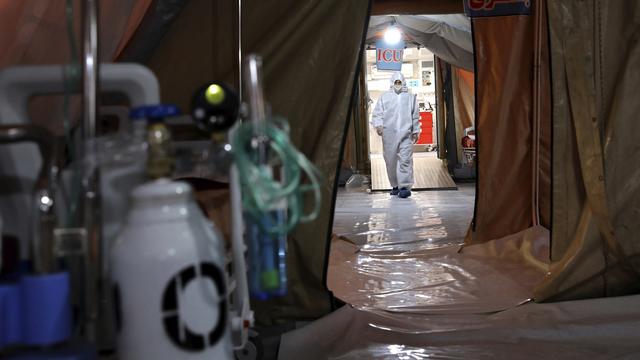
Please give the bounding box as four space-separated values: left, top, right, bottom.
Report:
231 118 323 235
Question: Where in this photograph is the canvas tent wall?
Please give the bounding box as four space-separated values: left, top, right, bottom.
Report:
466 0 640 302
452 66 475 163
465 0 552 245
132 0 640 311
534 0 640 301
371 0 463 16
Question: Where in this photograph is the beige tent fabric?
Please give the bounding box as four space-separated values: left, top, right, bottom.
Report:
371 0 463 16
341 108 357 171
452 67 474 164
534 0 552 230
467 15 535 244
146 0 371 325
0 0 152 134
452 67 474 131
535 0 640 301
0 0 150 66
466 0 551 245
146 0 239 111
243 0 371 324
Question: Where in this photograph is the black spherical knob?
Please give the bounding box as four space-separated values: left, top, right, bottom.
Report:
191 82 239 133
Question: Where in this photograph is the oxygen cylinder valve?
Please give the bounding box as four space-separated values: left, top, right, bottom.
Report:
130 104 181 179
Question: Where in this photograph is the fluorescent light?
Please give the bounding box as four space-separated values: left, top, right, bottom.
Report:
384 27 402 44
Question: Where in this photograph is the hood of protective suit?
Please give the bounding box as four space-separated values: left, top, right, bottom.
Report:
389 72 408 92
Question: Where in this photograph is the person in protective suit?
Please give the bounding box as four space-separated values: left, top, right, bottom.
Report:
371 71 420 198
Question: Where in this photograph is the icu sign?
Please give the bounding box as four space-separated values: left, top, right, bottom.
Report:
376 39 404 71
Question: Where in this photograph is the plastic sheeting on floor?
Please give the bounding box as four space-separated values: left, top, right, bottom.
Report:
332 185 475 248
280 219 640 358
279 294 640 359
328 186 548 313
328 224 548 315
328 187 549 315
279 186 640 358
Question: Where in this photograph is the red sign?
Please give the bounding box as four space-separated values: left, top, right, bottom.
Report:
465 0 531 16
376 49 403 63
375 39 404 71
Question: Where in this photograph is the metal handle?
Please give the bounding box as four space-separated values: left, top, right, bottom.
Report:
0 124 56 273
0 125 53 191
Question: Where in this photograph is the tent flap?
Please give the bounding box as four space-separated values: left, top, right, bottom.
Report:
237 0 372 325
467 14 536 244
535 0 640 301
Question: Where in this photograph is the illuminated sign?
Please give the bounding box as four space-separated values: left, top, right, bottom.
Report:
376 39 405 71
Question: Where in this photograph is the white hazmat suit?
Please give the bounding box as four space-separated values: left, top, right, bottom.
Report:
371 72 420 191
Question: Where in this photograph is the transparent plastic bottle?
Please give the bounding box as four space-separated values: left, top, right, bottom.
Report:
99 116 149 272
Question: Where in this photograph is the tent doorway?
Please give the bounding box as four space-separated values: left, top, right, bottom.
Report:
365 48 437 156
363 47 460 191
329 11 478 307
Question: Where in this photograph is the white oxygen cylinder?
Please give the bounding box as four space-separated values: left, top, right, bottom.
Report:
110 179 233 359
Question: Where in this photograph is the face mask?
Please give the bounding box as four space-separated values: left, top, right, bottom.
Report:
394 84 402 92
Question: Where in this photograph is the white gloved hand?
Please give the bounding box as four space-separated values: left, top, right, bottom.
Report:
376 127 383 136
412 133 419 144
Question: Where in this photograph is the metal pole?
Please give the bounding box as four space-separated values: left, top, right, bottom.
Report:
244 55 266 124
244 55 267 164
238 0 242 104
435 56 446 159
83 0 99 140
82 0 102 342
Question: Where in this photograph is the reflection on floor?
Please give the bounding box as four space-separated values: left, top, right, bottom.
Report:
370 152 457 191
333 183 474 248
277 185 640 359
328 184 544 314
280 294 640 359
